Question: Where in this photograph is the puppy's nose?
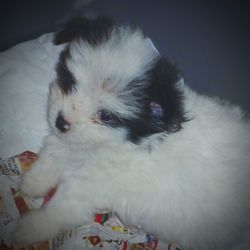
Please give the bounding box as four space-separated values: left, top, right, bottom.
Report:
55 112 70 133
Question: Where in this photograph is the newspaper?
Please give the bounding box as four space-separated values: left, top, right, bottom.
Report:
0 151 190 250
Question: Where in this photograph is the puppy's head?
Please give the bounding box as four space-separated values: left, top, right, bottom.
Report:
48 16 186 146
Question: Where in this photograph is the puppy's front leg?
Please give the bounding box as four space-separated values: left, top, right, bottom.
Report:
20 136 62 198
13 185 93 245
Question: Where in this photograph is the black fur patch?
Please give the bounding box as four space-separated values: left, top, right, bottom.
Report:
149 58 187 133
106 58 188 143
56 46 77 94
54 16 115 46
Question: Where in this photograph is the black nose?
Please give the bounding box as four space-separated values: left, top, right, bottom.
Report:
55 112 70 133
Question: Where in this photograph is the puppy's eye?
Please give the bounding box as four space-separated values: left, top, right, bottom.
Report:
97 109 113 123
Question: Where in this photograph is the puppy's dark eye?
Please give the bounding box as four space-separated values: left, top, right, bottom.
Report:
97 109 113 123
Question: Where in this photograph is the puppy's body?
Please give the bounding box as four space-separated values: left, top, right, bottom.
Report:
14 17 250 250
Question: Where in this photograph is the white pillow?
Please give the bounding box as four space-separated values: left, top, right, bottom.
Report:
0 33 64 158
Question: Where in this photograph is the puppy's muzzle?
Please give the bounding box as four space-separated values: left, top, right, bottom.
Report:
55 112 71 133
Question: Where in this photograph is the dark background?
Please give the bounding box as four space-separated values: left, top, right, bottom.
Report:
1 0 250 111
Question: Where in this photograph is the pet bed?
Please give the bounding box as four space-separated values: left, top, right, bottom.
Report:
0 33 249 250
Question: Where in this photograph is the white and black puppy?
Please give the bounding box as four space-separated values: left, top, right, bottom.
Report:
14 17 250 250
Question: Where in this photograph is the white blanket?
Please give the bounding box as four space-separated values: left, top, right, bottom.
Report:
0 34 63 158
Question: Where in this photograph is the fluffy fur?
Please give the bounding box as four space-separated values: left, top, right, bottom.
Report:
13 17 250 250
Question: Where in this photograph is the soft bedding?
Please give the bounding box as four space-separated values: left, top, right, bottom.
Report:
0 34 250 250
0 33 63 158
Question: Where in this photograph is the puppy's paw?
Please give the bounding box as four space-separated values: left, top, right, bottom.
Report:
12 211 59 246
12 214 42 246
19 159 57 198
19 171 49 198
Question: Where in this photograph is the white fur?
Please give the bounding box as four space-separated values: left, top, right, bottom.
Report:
13 27 250 250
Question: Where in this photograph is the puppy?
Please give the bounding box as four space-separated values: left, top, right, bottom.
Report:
13 17 250 250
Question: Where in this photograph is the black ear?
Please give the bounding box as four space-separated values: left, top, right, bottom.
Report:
149 58 187 132
54 16 115 45
117 58 187 144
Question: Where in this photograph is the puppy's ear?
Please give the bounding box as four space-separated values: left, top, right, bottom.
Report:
54 16 115 45
149 58 187 132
